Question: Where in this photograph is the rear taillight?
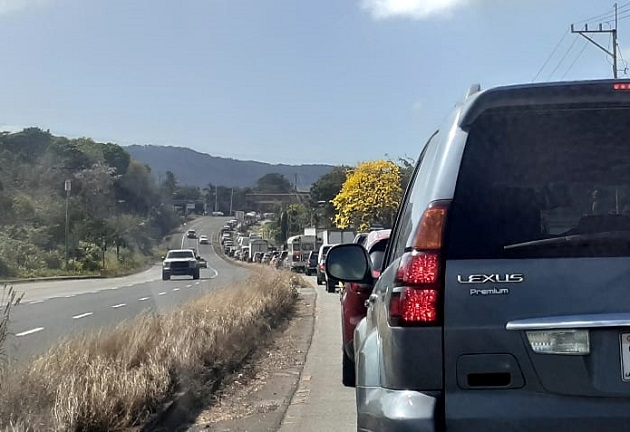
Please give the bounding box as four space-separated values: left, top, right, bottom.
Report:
389 200 450 327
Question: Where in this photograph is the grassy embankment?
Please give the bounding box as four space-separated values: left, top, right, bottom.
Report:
0 267 305 431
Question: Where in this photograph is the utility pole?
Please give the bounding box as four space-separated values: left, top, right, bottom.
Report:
215 185 219 213
571 3 618 79
229 188 234 216
64 179 72 269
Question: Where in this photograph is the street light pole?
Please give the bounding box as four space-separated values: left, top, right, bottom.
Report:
64 179 72 268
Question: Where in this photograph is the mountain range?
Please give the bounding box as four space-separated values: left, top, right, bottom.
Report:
125 145 334 190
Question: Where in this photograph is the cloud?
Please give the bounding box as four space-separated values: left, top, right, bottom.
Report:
0 0 51 16
0 125 26 133
361 0 471 20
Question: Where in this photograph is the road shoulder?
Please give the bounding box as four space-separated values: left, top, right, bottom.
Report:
186 283 317 432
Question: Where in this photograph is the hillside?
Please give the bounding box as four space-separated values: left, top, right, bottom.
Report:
125 145 334 189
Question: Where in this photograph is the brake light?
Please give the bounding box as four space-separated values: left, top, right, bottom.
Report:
396 252 439 285
613 82 630 90
389 200 450 326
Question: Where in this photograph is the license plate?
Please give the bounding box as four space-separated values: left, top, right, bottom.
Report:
621 333 630 381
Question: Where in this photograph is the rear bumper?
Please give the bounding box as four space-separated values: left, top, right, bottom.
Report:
446 391 630 431
356 387 439 432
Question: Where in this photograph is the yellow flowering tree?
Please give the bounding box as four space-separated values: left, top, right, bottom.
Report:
332 160 402 231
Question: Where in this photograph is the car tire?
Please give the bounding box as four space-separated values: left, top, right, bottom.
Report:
326 279 336 293
162 271 170 281
193 269 200 280
317 275 323 285
342 350 356 387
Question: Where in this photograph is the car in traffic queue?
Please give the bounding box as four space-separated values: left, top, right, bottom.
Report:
316 244 335 287
326 80 630 431
305 251 318 276
162 249 200 280
261 252 273 264
186 229 197 239
199 234 209 244
339 228 390 387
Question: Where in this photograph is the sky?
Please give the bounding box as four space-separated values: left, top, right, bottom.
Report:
0 0 627 166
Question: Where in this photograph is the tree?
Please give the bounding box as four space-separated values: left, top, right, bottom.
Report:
332 160 402 231
309 166 349 227
161 171 178 197
255 173 293 193
102 143 131 175
398 157 415 192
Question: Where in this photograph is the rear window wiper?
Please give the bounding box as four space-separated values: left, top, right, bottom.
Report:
504 231 630 252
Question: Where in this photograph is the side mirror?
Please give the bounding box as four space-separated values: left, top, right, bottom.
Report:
325 244 373 284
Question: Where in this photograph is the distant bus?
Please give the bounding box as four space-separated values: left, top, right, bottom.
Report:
286 234 317 272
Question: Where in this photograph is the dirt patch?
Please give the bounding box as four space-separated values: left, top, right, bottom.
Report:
185 285 316 432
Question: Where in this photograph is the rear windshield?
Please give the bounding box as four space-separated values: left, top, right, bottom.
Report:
447 107 630 259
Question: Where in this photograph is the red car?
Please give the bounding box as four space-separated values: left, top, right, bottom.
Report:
340 228 390 387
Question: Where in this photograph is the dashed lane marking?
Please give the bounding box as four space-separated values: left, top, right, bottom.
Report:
173 288 180 291
111 303 126 308
139 297 150 301
16 327 44 337
72 312 93 319
158 292 167 296
185 284 193 288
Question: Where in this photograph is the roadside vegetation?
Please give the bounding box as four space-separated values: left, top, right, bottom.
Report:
0 128 186 279
0 267 304 431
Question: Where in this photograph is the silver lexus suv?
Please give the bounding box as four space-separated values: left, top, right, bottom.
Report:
326 80 630 431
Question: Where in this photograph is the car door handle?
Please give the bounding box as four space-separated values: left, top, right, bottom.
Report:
365 294 378 308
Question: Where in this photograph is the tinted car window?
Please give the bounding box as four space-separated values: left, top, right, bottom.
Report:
447 107 630 259
387 134 435 264
368 240 388 272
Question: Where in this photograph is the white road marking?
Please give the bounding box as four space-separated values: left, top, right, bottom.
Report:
16 327 44 337
28 300 44 304
194 282 200 285
186 284 193 288
64 294 75 298
111 303 126 308
158 291 167 296
207 266 219 279
72 312 93 320
139 297 150 301
106 287 118 290
173 288 180 291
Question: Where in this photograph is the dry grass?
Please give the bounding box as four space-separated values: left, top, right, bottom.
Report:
0 268 306 431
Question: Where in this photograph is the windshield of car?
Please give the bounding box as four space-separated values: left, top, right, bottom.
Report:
447 107 630 259
166 251 195 259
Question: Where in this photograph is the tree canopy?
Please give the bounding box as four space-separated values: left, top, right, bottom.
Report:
332 160 402 231
254 173 293 193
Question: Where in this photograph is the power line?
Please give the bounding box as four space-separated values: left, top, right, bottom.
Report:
561 40 589 79
576 1 630 24
532 30 569 82
618 41 630 75
548 36 579 80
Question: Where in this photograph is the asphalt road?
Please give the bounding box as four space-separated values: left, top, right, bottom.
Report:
279 276 356 432
3 216 250 362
